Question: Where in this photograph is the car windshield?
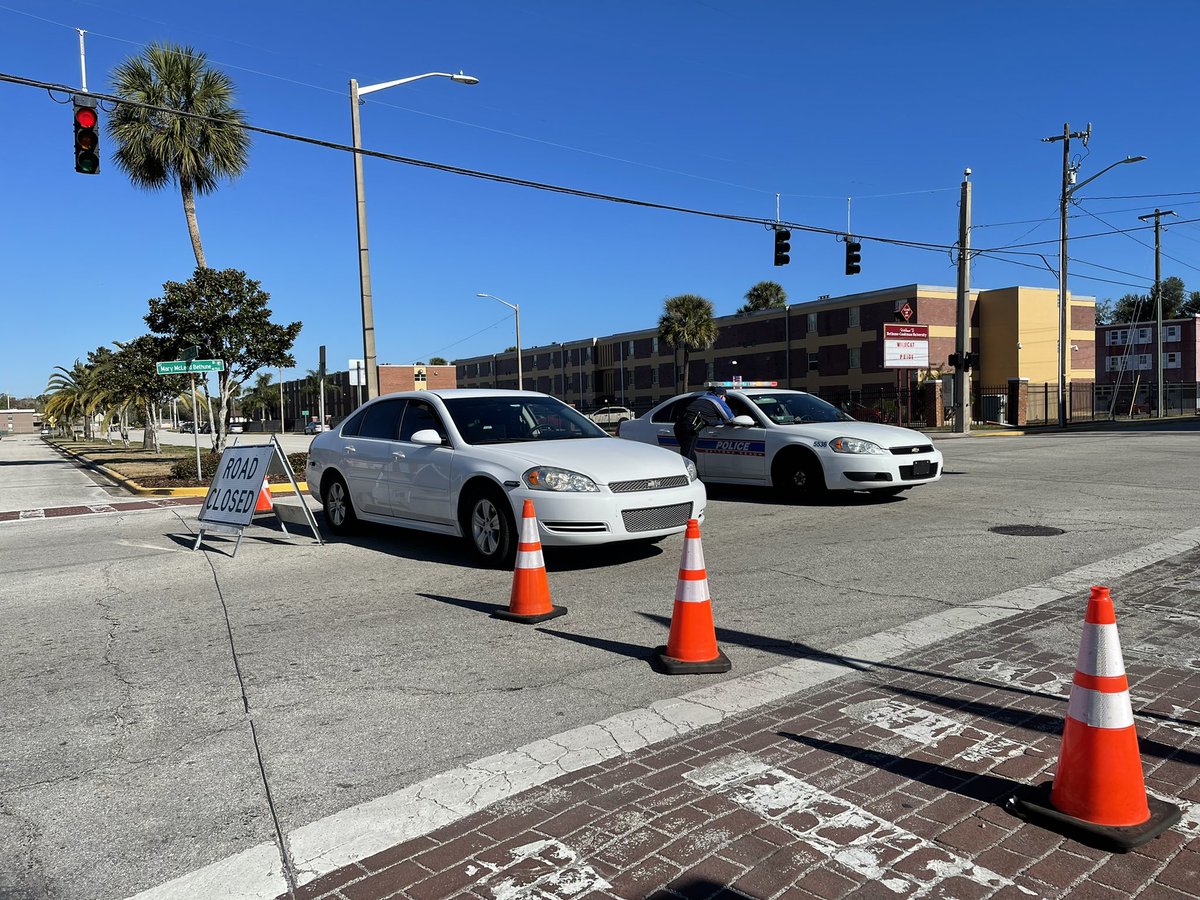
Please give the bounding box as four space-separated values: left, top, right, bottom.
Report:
442 396 608 444
748 392 855 424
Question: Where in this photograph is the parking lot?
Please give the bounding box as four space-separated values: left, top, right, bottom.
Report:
1 422 1198 898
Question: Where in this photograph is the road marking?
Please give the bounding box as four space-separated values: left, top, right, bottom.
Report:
115 540 179 552
468 838 611 899
841 699 1028 765
126 524 1200 900
18 509 45 519
685 753 1034 897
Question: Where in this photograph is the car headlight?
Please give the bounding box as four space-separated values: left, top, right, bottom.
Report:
523 466 599 492
683 457 698 482
830 436 887 455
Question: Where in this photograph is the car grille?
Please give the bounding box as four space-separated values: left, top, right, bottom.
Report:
899 462 939 480
622 502 692 533
609 475 689 493
889 444 934 455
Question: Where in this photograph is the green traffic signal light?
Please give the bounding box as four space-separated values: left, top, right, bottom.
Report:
73 98 100 175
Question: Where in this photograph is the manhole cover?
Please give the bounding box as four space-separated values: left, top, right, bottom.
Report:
989 525 1066 537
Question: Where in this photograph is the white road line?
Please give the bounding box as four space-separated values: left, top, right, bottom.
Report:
841 699 1028 765
469 838 611 899
685 753 1034 897
18 509 45 518
126 525 1200 900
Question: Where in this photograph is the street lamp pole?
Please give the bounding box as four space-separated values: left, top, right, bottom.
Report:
351 71 479 402
1044 123 1145 427
476 293 522 390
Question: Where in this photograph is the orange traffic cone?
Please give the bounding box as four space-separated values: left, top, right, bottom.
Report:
655 519 731 675
1010 586 1180 851
255 477 273 513
493 500 566 624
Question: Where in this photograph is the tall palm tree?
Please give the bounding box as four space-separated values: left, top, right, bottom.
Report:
45 361 98 439
658 294 719 392
738 280 787 314
108 42 250 267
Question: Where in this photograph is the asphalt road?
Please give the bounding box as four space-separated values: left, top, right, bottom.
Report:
1 423 1198 898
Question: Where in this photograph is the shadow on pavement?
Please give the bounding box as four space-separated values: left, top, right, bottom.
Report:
536 627 657 664
418 593 508 617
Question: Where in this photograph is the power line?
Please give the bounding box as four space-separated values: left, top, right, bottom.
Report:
1074 205 1200 275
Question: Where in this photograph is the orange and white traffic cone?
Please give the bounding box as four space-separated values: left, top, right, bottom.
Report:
655 519 731 675
493 500 566 624
255 477 273 513
1010 586 1181 851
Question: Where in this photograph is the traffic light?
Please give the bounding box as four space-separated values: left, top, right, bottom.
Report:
844 239 862 275
773 228 791 266
949 352 980 370
73 96 100 175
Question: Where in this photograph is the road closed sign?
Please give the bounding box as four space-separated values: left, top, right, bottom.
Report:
198 445 275 528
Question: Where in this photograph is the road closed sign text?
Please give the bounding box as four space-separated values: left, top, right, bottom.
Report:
883 323 930 369
198 445 276 528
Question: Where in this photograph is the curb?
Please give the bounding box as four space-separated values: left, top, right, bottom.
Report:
45 438 309 498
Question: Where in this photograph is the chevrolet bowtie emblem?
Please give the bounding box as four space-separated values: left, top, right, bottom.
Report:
645 479 662 489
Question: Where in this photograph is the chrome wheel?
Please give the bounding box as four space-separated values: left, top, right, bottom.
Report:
464 491 516 568
323 477 356 534
471 496 502 556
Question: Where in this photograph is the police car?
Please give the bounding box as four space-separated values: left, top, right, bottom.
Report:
617 382 943 501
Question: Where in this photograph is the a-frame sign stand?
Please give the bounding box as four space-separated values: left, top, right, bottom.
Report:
193 435 323 557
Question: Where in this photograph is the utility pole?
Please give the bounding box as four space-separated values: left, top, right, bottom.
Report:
1137 208 1176 418
954 168 972 434
1042 122 1091 428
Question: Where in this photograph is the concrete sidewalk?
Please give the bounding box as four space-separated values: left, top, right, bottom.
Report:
285 545 1200 900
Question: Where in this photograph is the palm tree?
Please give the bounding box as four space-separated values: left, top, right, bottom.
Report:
738 281 787 314
658 294 719 392
45 361 98 439
108 42 250 267
243 371 276 421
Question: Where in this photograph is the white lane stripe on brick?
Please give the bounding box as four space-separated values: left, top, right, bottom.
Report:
685 753 1035 897
87 504 118 513
841 699 1028 765
18 509 45 518
468 838 611 900
126 524 1200 900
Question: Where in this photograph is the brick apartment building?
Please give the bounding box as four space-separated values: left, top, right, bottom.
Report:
452 283 1096 419
279 363 456 428
1094 315 1200 414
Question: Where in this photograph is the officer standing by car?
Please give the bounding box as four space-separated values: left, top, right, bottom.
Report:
673 385 735 464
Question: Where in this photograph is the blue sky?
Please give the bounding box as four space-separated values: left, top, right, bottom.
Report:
3 0 1199 400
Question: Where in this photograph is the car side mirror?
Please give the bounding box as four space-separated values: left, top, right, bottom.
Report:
729 415 756 427
410 429 444 446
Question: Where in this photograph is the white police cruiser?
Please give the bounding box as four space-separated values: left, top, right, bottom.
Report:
617 382 943 501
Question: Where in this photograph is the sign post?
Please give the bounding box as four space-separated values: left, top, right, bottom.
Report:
158 359 225 478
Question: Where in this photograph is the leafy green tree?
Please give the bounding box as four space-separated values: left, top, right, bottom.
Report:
1111 276 1195 323
429 356 448 366
108 42 250 267
1095 299 1115 325
737 280 787 314
98 336 191 451
657 294 719 391
145 267 301 451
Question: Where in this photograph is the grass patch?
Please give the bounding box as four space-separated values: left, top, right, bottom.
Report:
45 437 305 489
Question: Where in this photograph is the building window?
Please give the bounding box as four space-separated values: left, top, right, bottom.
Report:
706 361 715 381
807 313 818 335
651 366 658 386
1165 352 1182 369
652 337 659 354
808 352 819 372
1165 325 1181 343
848 306 859 328
849 346 861 369
1136 326 1152 344
627 340 634 357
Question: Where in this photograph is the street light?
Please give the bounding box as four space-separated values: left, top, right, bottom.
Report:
476 293 522 390
351 71 479 401
1055 152 1146 427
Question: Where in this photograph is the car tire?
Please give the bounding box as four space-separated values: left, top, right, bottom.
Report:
322 475 358 535
774 452 827 503
462 488 517 569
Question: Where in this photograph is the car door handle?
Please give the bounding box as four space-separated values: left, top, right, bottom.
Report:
344 446 356 454
392 451 406 459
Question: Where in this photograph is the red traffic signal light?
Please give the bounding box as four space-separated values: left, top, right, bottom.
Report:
73 97 100 175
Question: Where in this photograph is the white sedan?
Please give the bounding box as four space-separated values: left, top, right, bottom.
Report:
618 386 943 501
307 389 706 566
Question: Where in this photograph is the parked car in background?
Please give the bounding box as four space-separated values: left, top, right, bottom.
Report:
179 422 195 433
588 406 635 426
306 389 705 567
304 422 327 435
618 384 943 502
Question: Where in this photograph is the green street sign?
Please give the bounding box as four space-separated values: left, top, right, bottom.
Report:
156 359 225 375
181 345 199 362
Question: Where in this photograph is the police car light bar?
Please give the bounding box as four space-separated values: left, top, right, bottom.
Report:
706 381 779 388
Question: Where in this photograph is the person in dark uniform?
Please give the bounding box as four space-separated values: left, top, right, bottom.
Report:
673 385 735 464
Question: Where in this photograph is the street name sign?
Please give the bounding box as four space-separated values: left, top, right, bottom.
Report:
156 359 225 375
883 324 930 368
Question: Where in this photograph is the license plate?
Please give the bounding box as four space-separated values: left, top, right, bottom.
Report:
913 460 931 477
